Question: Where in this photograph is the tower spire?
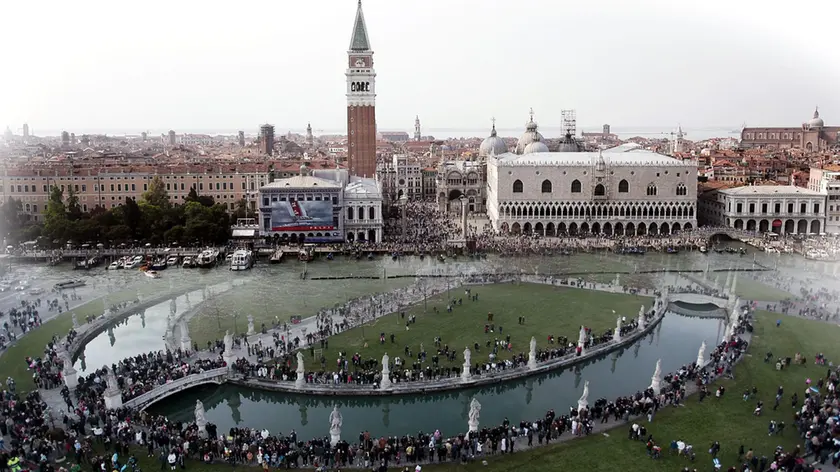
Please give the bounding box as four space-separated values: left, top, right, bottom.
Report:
349 0 371 51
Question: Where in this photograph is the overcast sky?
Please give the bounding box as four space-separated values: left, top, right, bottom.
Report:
1 0 838 136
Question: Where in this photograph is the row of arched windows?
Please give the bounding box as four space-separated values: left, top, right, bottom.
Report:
499 201 695 220
512 178 688 197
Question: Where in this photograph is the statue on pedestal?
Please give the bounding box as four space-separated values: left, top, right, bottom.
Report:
105 368 119 392
224 330 233 354
650 359 662 393
295 352 305 388
71 312 79 329
329 406 342 446
467 397 481 433
380 353 392 389
527 337 537 370
577 326 587 351
461 347 472 381
696 341 706 367
247 315 255 336
577 380 590 412
613 317 622 342
638 305 646 329
194 399 208 437
102 295 109 317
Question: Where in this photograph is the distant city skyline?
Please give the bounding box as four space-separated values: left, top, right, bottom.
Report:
1 0 837 133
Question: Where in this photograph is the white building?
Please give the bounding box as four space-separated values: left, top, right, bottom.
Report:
436 160 485 214
178 134 214 146
698 185 826 235
257 166 384 243
486 119 697 236
376 154 428 204
808 167 840 234
343 178 384 243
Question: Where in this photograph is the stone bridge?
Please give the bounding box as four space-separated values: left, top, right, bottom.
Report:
686 228 757 242
123 367 229 410
667 292 730 319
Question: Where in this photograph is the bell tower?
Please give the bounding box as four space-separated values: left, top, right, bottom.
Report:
346 0 377 178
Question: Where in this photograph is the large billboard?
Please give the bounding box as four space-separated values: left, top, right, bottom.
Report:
270 200 336 232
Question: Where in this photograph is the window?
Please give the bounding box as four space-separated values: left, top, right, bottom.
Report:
263 197 269 206
369 207 375 219
787 203 793 213
594 184 605 196
646 184 657 196
800 203 807 214
748 204 754 214
814 203 820 214
676 183 687 196
736 203 743 213
540 180 552 193
513 180 523 193
618 179 629 193
347 207 354 220
761 203 767 214
242 182 246 190
144 184 148 191
110 184 115 192
571 180 582 193
774 203 780 213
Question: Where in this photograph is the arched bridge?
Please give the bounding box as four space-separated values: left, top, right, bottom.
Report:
688 228 756 242
122 367 229 411
667 292 731 319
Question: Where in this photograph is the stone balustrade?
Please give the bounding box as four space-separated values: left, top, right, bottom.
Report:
122 367 229 410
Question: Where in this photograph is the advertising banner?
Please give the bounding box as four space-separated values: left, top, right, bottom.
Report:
270 200 335 232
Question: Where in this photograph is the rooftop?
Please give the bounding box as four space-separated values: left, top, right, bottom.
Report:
491 146 694 167
261 175 341 190
344 177 381 198
718 185 824 197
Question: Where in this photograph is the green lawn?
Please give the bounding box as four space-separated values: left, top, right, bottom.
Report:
733 276 795 302
320 283 651 369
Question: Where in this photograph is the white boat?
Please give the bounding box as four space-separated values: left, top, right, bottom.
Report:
230 249 253 271
55 279 86 290
196 249 219 268
28 288 45 296
166 255 180 266
107 261 122 270
144 270 161 279
182 256 195 268
124 255 144 269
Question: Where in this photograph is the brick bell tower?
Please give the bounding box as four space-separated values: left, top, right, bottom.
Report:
346 0 377 178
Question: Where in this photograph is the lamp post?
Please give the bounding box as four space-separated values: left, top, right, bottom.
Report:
459 194 467 241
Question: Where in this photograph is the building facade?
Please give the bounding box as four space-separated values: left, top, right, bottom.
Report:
808 166 840 234
740 108 840 152
346 1 377 178
343 178 384 243
376 154 432 205
436 160 485 213
698 185 826 235
486 119 697 236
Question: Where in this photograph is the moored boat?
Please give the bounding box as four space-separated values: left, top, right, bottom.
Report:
196 249 220 268
230 249 253 271
144 270 161 279
181 256 196 268
298 245 315 262
55 279 86 290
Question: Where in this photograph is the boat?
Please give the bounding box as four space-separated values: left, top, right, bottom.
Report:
55 279 86 290
124 255 144 269
298 245 315 262
28 288 45 296
230 249 254 271
367 252 374 260
666 247 680 254
196 249 220 268
699 246 707 254
166 255 180 266
326 252 334 261
107 260 122 270
181 256 196 268
144 270 161 279
150 258 168 270
74 259 90 270
269 250 284 264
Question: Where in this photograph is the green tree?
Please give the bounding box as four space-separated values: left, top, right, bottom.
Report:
123 197 142 237
229 198 249 224
142 176 170 208
66 185 83 221
44 185 68 242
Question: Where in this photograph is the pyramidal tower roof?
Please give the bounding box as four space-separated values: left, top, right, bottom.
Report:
349 0 371 51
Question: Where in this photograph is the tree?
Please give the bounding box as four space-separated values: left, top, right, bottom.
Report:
44 185 68 242
229 198 249 224
142 176 170 208
123 197 142 237
66 185 82 221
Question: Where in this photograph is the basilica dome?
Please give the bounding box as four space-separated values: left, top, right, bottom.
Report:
516 118 544 154
523 137 549 154
479 124 508 157
806 108 824 128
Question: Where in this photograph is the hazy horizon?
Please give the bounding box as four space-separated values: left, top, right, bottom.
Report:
2 0 838 134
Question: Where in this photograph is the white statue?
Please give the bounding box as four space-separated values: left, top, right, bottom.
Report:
223 330 233 354
527 337 537 370
577 380 590 412
329 406 342 446
295 352 305 388
637 305 645 330
62 349 76 373
467 397 481 433
696 341 706 367
247 315 255 336
461 347 472 382
650 359 662 393
613 317 622 342
105 368 119 392
577 325 587 351
194 399 207 428
381 353 392 389
71 312 79 329
102 295 109 317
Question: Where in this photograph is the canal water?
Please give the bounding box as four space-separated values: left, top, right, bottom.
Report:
148 313 722 438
